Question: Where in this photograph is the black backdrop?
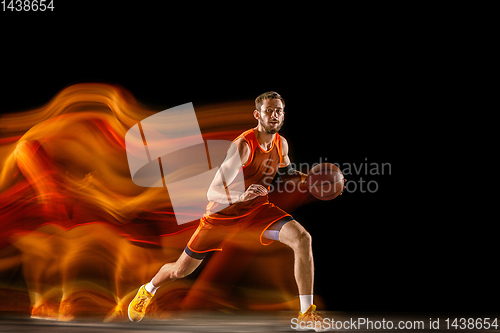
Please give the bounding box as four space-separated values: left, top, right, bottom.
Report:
0 4 494 312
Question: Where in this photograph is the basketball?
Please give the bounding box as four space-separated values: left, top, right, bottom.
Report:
307 163 344 200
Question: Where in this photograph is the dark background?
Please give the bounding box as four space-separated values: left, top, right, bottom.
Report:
0 4 493 312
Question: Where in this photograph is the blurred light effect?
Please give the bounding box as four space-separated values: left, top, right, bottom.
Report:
0 83 316 320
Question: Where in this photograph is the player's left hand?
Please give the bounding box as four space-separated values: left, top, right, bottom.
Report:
239 184 269 202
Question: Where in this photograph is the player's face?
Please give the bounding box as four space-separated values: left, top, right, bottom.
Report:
256 99 285 134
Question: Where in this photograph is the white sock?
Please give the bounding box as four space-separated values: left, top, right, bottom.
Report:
144 279 159 294
299 295 313 313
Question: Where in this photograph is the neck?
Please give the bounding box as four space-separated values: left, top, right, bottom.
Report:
254 125 275 150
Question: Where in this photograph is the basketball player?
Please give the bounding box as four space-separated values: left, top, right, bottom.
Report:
128 92 328 331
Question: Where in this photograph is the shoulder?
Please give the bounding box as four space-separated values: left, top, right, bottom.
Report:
232 137 251 165
235 128 255 141
280 135 289 154
233 137 250 152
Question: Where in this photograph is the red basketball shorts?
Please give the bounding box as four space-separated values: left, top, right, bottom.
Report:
186 203 292 258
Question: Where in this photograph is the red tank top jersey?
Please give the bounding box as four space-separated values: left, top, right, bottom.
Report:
205 128 283 220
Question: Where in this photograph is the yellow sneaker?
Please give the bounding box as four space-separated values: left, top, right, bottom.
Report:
296 304 329 331
128 284 154 322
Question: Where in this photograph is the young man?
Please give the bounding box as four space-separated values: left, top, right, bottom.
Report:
128 92 327 330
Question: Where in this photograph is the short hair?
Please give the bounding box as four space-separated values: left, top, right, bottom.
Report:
255 91 285 111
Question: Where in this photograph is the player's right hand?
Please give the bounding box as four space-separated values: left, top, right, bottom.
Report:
238 184 268 202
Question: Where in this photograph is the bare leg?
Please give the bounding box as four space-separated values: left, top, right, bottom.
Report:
277 220 314 295
151 251 203 287
129 250 204 322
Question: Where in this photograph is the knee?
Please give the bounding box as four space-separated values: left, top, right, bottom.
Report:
171 266 191 280
291 230 312 251
300 230 312 248
170 259 198 279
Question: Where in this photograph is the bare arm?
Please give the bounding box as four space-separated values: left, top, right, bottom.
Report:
207 138 268 204
280 136 307 182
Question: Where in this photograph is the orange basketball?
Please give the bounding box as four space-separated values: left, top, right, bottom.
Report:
307 163 344 200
